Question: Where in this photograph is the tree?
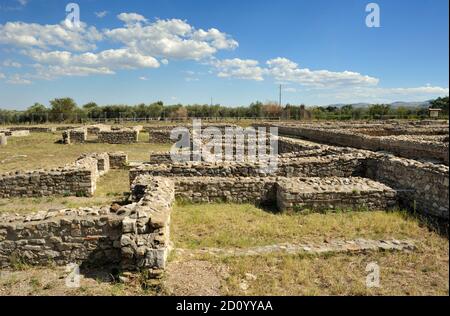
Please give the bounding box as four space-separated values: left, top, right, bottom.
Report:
170 106 188 120
430 96 449 115
50 98 78 122
368 104 390 119
249 101 264 118
26 103 48 123
262 102 282 118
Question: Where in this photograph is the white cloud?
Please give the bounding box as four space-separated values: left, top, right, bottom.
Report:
23 48 159 80
105 17 238 60
185 77 199 82
0 13 238 82
117 13 147 25
17 0 28 6
266 57 379 88
95 11 108 18
386 85 449 95
2 59 22 68
0 21 102 51
6 74 31 84
139 76 148 80
0 72 5 79
212 58 265 81
325 85 449 103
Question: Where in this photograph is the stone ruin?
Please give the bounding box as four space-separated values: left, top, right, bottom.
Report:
0 121 448 276
63 125 142 144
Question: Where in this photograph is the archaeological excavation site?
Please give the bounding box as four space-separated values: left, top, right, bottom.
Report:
0 120 448 296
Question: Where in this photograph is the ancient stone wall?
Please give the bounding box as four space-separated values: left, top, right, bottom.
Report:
131 153 367 182
260 124 449 164
9 126 56 133
0 176 174 271
365 154 449 219
175 177 277 205
108 152 128 169
63 128 87 144
0 155 105 198
0 130 30 137
98 129 139 144
276 177 397 212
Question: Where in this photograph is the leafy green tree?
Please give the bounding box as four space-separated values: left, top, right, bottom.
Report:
50 98 78 122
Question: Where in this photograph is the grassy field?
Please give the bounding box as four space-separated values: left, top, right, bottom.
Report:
167 203 449 296
0 132 170 173
0 132 169 214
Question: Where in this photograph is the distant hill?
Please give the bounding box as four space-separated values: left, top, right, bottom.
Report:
325 101 431 108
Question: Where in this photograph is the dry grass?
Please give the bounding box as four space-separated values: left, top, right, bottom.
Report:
172 203 440 248
169 203 449 296
0 132 170 172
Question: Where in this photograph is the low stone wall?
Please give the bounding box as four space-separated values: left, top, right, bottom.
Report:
0 176 174 271
87 124 111 135
77 153 110 175
108 152 128 169
175 177 277 205
149 130 172 143
9 126 56 133
63 128 87 144
98 129 139 144
258 124 449 164
131 153 367 182
366 154 449 219
171 176 397 213
276 177 397 212
0 130 30 137
0 154 112 198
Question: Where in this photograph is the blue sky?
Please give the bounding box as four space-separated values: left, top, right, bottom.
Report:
0 0 448 109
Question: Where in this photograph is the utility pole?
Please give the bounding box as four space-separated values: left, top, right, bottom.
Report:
279 84 282 107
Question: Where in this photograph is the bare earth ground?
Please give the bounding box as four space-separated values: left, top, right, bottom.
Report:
0 132 448 296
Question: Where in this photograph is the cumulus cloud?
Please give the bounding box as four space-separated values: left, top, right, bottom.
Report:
0 13 239 82
6 74 31 84
105 18 238 60
95 11 108 18
266 57 379 87
23 48 159 79
117 13 147 24
0 21 102 51
0 72 5 79
2 59 22 68
212 58 265 81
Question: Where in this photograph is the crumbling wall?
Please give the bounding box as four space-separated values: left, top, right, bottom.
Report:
0 157 99 198
175 177 277 205
0 176 174 271
261 124 449 164
98 129 139 144
130 153 367 182
276 177 397 212
366 154 449 219
63 128 87 144
108 152 128 169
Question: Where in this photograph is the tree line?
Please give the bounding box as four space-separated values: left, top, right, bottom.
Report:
0 96 448 124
